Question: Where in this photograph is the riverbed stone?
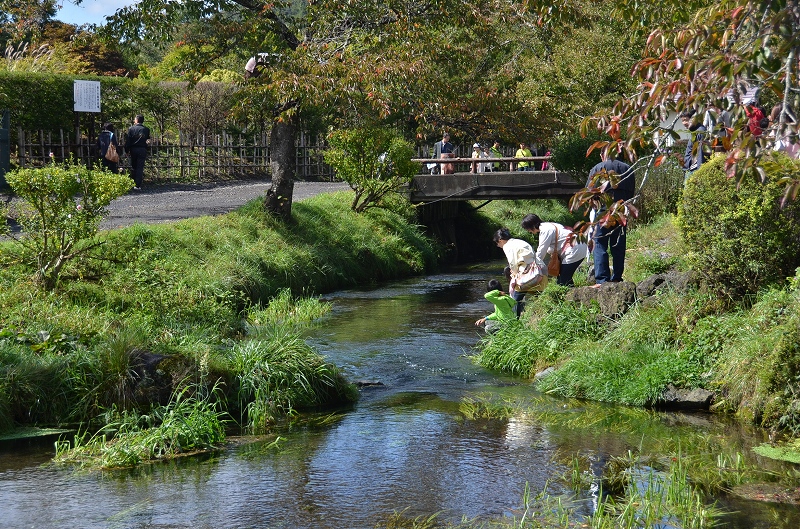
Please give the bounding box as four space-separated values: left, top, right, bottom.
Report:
565 281 637 318
657 384 714 410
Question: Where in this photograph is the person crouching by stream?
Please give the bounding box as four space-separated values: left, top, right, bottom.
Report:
521 214 588 287
475 279 516 333
493 228 548 318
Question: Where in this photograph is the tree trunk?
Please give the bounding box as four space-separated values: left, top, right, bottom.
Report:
264 115 296 220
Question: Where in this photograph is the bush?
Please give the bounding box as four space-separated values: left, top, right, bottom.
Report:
324 127 419 212
677 153 800 301
2 160 133 289
637 157 685 223
549 129 603 183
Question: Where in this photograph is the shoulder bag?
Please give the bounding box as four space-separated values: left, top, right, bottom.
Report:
105 133 120 163
513 260 546 292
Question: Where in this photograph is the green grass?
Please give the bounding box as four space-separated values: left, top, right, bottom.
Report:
474 212 800 433
53 385 227 469
0 190 435 436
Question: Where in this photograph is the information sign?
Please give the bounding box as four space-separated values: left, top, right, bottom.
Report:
73 80 101 113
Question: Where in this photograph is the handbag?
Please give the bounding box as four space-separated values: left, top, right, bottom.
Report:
105 134 120 163
547 252 561 277
546 225 571 278
514 260 545 292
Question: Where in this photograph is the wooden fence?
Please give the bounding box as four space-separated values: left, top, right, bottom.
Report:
12 128 527 183
12 128 336 183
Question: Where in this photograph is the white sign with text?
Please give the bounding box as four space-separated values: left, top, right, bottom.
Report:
73 80 101 113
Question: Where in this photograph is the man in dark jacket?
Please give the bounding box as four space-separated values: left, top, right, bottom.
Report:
586 152 635 285
126 115 150 189
681 109 707 182
431 132 454 174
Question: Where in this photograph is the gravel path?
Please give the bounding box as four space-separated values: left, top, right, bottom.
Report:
0 180 347 233
100 180 350 230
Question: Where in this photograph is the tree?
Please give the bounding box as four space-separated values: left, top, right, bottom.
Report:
584 0 800 204
102 0 574 220
0 0 57 46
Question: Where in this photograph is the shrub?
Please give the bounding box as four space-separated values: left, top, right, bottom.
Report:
677 153 800 301
1 160 133 289
636 157 685 223
549 129 603 183
324 127 419 212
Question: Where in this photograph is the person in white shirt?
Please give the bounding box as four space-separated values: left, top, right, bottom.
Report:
521 214 588 286
492 228 548 317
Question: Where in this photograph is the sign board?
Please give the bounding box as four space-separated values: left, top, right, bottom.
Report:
73 80 101 113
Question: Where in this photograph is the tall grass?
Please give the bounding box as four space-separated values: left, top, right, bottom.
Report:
53 385 226 469
223 326 357 429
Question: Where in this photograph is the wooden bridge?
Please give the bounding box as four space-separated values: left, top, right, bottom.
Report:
408 157 584 204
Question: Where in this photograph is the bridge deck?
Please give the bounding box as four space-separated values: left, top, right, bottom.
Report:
408 171 583 203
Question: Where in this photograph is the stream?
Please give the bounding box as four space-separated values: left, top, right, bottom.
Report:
2 264 800 528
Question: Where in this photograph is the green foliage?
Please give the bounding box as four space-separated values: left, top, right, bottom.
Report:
53 385 226 469
223 326 356 429
3 160 133 289
324 127 419 213
549 128 603 182
636 157 685 223
677 154 800 301
0 71 130 131
476 287 601 377
536 340 693 406
517 20 640 143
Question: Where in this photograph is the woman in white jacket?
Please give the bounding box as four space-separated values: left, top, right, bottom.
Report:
521 214 588 286
492 228 548 317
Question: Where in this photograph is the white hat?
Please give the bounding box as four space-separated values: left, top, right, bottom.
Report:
473 143 480 148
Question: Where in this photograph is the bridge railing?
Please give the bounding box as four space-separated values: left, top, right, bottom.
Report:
410 156 552 174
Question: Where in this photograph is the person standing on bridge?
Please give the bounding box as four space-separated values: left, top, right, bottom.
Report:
514 142 533 171
126 115 151 190
490 141 503 171
521 214 587 287
432 132 455 175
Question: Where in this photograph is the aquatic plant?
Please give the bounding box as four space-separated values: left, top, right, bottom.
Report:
223 326 357 429
53 384 226 469
459 393 517 420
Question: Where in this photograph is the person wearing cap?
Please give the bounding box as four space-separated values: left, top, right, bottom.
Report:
514 142 533 171
471 142 483 173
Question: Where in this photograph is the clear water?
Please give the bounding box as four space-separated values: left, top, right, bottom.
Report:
2 264 799 528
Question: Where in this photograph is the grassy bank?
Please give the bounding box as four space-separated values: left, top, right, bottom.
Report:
475 213 800 438
0 190 442 454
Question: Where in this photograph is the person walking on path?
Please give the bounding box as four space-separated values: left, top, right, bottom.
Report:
586 151 635 286
475 279 516 333
521 213 588 286
96 123 120 174
126 115 151 190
